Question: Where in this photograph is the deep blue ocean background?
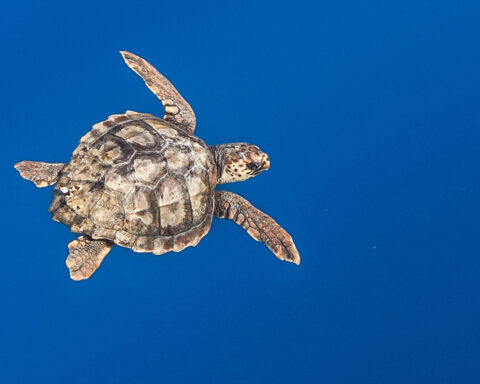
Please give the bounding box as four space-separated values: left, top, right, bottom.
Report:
1 1 480 383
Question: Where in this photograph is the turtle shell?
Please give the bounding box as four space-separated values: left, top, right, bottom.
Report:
49 111 217 254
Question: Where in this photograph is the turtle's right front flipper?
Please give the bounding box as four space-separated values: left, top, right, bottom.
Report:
214 190 301 265
14 161 66 187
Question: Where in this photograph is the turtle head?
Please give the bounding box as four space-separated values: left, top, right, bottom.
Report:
210 143 270 184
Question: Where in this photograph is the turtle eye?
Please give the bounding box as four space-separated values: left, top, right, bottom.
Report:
246 162 259 171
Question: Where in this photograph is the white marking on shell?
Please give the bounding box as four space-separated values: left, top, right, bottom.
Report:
159 127 180 139
130 189 151 212
129 133 156 147
160 202 186 227
135 210 154 226
91 194 124 229
186 172 207 196
62 182 98 218
144 119 179 138
164 148 192 172
157 176 187 228
186 170 208 222
192 147 210 169
97 139 132 165
104 169 136 195
116 125 157 148
123 189 156 235
190 194 206 222
157 176 184 207
115 125 145 140
133 156 167 186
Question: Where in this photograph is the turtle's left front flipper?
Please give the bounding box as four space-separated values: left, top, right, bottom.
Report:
14 161 66 187
66 236 114 281
214 191 300 265
120 51 196 134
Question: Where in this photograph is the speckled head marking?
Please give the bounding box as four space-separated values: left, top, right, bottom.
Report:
210 143 270 184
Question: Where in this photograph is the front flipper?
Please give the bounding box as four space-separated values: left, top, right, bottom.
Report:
214 191 300 265
120 51 197 134
66 236 114 281
14 161 65 187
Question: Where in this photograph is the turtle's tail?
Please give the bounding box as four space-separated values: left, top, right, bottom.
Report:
14 161 66 188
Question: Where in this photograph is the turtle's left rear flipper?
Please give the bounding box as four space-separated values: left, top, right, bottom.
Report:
14 161 66 187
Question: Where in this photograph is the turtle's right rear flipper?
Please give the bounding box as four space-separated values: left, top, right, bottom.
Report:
66 236 113 281
14 161 66 187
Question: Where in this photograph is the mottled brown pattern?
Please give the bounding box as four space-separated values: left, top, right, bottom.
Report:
123 187 159 235
214 190 300 265
66 236 113 281
156 174 193 235
120 51 197 134
50 112 216 255
209 143 270 184
14 161 66 187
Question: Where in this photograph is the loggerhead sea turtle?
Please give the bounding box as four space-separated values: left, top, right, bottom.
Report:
14 51 300 281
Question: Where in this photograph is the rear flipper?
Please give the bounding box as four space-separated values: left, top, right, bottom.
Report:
66 236 114 281
14 161 66 187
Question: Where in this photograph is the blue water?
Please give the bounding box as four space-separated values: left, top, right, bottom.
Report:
1 1 480 383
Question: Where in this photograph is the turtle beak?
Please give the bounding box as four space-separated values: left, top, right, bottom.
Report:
245 148 270 175
247 155 270 175
263 156 270 170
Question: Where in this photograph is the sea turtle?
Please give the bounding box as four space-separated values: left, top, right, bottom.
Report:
15 51 300 281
